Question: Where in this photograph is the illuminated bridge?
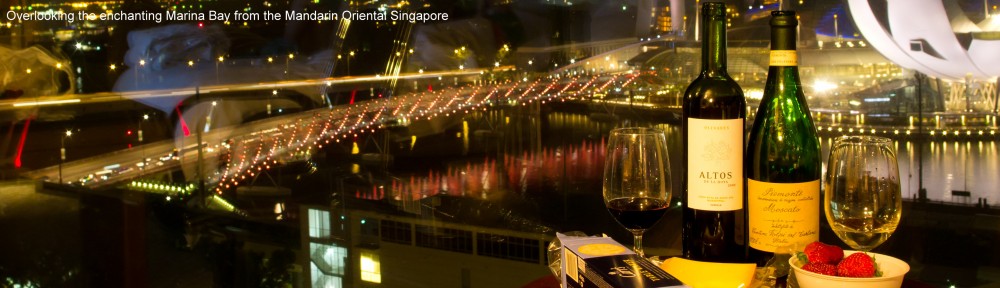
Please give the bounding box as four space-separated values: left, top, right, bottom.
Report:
18 53 662 195
18 36 998 200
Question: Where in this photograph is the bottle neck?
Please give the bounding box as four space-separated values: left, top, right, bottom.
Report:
766 18 803 101
770 25 797 51
768 17 798 69
701 7 727 76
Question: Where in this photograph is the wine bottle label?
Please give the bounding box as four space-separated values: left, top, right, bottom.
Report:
769 50 797 66
687 118 743 211
747 179 819 252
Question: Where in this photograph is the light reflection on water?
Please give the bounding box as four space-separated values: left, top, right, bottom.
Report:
895 140 1000 204
377 140 606 201
372 113 684 204
384 113 998 209
820 136 1000 205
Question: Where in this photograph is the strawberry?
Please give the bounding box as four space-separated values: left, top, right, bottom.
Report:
802 262 837 276
803 241 844 264
836 252 878 278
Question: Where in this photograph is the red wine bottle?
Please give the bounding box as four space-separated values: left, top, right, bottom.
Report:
681 2 747 263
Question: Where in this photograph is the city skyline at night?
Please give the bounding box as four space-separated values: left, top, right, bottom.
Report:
3 0 1000 287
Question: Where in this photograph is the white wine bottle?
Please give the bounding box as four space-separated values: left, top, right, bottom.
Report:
745 10 821 266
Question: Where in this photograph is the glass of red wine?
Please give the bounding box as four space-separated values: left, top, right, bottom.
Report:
603 127 672 257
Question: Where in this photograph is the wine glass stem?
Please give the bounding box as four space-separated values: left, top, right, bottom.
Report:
632 230 644 258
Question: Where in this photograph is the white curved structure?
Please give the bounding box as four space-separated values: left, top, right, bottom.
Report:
847 0 1000 80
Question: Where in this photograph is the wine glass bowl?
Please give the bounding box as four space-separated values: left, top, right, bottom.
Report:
603 127 672 257
824 136 902 251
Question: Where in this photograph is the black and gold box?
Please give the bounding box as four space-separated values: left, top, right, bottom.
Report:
559 234 688 288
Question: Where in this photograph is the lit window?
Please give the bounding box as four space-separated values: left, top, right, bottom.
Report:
360 251 382 283
311 262 343 288
309 209 331 238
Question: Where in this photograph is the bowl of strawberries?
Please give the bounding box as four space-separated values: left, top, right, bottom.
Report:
789 241 910 288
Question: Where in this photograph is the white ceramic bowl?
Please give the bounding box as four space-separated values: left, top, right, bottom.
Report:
789 250 910 288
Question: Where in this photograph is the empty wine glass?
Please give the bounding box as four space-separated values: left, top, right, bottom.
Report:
824 136 902 251
603 127 672 257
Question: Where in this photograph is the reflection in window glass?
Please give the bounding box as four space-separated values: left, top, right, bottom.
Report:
380 220 412 245
314 243 347 275
3 1 1000 287
415 224 473 254
310 262 343 288
309 242 347 288
477 233 542 264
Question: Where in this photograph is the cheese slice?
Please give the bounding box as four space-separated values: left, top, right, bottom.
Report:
660 257 756 288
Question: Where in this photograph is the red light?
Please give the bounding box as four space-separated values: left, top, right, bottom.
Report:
176 107 191 137
14 118 31 168
126 130 132 135
198 22 204 28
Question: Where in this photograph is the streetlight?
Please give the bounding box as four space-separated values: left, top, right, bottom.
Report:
139 113 148 142
216 56 224 83
60 129 72 184
139 114 148 173
347 51 355 74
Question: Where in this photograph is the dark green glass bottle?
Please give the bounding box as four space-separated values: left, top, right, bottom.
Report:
681 2 747 263
745 10 821 267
